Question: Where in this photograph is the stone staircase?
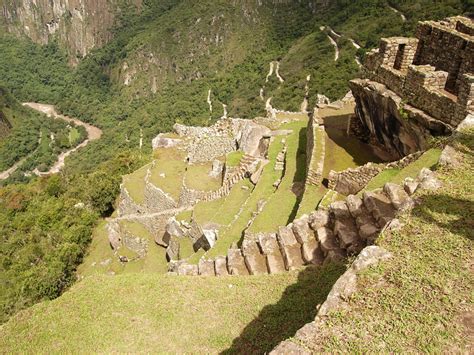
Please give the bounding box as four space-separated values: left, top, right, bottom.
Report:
173 179 418 276
202 154 259 202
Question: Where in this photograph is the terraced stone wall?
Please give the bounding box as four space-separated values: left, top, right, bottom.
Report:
354 17 474 157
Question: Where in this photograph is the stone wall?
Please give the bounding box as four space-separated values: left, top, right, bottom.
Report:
356 17 474 156
328 163 382 195
172 167 439 276
327 151 423 195
305 109 326 186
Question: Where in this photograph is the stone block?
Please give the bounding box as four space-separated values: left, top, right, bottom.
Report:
316 227 340 254
384 183 414 210
334 218 363 254
227 248 249 276
277 226 304 270
329 201 352 219
177 263 198 276
346 195 364 218
242 240 268 275
214 256 229 276
309 210 330 230
257 233 285 274
198 259 216 276
363 191 396 227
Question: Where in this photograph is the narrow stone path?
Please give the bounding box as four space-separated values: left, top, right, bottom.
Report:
24 103 102 176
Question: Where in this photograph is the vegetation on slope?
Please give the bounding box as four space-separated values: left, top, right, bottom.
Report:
0 0 470 324
300 130 474 352
0 264 345 353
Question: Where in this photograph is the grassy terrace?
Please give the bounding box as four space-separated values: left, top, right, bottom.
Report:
184 160 223 192
122 164 151 205
78 220 169 276
206 134 285 258
249 120 308 232
149 147 187 201
0 265 346 353
361 148 442 194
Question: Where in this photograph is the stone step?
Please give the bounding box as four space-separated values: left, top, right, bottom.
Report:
198 259 216 276
242 240 268 275
277 226 304 270
292 215 324 265
257 233 286 274
227 248 250 275
362 190 396 228
214 256 229 276
177 263 198 276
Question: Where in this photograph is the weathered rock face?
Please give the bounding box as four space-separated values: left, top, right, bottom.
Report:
351 17 474 159
350 79 431 158
1 0 141 64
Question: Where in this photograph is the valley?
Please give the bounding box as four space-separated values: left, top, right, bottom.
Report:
0 0 472 353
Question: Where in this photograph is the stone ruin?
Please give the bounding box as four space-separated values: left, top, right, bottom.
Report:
350 16 474 159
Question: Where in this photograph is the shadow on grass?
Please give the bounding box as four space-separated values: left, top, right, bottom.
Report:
415 193 474 241
221 263 346 354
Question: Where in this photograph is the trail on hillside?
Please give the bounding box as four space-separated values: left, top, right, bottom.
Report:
23 103 102 176
388 4 407 22
321 26 339 61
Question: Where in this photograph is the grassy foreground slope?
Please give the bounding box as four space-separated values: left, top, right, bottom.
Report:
303 131 474 352
0 265 344 353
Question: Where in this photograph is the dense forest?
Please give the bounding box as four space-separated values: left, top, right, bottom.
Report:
0 0 472 323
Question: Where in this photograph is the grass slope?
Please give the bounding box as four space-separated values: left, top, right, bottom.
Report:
305 131 474 352
0 265 345 353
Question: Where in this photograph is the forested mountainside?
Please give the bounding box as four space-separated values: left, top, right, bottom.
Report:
0 0 471 324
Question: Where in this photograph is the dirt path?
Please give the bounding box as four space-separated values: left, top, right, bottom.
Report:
388 4 406 22
23 103 102 176
321 26 339 61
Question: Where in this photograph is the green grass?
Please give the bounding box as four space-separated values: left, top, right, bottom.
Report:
207 135 285 257
77 221 123 277
361 168 401 194
0 264 345 353
226 151 244 167
122 163 151 205
360 148 442 195
194 179 254 227
306 133 474 352
184 161 223 192
296 124 327 217
322 114 382 178
149 148 187 201
249 120 308 232
297 184 327 218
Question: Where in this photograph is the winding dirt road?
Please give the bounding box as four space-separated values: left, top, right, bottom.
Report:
24 103 102 176
0 103 102 180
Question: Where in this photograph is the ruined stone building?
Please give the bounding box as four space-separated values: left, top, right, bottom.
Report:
350 16 474 158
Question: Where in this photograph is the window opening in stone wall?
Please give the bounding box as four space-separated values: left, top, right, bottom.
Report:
393 43 406 70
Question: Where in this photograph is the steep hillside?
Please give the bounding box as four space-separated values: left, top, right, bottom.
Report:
0 0 142 64
0 0 471 327
1 130 471 352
